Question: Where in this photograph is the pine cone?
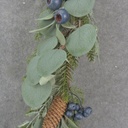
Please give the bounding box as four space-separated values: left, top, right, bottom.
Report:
42 96 67 128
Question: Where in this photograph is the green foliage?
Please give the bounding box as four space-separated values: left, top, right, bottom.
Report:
26 56 41 85
66 24 97 57
37 36 58 55
87 40 100 62
56 24 66 45
65 116 79 128
22 78 52 108
39 75 55 86
55 52 78 101
70 86 85 104
37 49 67 76
18 121 29 128
35 32 43 41
29 20 55 33
61 118 69 128
61 22 76 29
33 118 43 128
64 0 95 17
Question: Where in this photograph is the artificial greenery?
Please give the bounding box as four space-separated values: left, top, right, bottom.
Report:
19 0 99 127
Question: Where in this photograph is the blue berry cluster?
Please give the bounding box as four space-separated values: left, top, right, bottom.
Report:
65 102 92 120
46 0 70 24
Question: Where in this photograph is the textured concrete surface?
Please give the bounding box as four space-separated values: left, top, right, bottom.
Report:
0 0 128 128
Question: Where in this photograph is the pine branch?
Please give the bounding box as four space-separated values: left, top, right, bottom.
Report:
55 52 78 101
87 41 100 62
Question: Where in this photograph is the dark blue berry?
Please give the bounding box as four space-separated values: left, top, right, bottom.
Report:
54 9 70 24
77 107 84 114
74 113 83 120
83 107 92 117
46 0 62 11
75 104 80 111
65 110 74 117
67 102 76 111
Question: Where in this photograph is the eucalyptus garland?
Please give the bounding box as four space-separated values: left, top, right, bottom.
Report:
18 0 99 128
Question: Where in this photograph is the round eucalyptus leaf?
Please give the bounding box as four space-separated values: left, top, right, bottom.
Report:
26 56 41 85
38 9 54 34
64 0 95 17
66 24 97 57
56 24 66 45
37 49 67 76
33 118 43 128
22 78 52 108
37 36 58 55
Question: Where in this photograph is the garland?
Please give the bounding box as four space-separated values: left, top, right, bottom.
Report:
18 0 99 128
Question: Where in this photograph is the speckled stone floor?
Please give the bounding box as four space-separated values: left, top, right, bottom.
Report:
0 0 128 128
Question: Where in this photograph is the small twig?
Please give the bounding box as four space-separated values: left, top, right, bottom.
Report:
69 91 82 107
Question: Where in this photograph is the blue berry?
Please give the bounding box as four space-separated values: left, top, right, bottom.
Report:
74 113 83 120
77 107 84 114
65 110 74 117
67 102 76 111
83 107 92 117
54 9 70 24
46 0 62 11
75 104 80 111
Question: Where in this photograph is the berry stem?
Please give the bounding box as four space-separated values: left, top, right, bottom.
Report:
69 91 82 107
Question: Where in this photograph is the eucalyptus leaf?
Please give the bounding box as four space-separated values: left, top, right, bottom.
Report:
61 22 76 29
36 13 53 21
18 121 29 128
26 111 38 117
33 118 43 128
64 0 95 17
56 24 66 45
43 23 56 37
22 78 52 108
61 118 69 128
29 20 55 33
26 56 41 85
39 75 55 86
65 116 79 128
66 24 97 57
37 49 67 76
50 77 56 85
37 36 58 55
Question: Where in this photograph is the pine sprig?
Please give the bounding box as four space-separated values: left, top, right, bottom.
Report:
87 41 100 62
55 52 78 101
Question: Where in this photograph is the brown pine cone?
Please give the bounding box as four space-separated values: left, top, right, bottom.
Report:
42 96 67 128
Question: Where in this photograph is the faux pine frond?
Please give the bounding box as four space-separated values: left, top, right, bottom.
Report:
87 41 100 62
55 52 78 101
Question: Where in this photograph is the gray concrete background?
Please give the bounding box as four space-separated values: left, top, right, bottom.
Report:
0 0 128 128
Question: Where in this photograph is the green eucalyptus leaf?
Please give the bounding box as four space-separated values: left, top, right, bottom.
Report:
43 23 56 37
22 78 52 108
50 77 56 85
61 22 76 29
37 36 58 55
29 20 55 33
26 111 38 117
66 24 97 57
39 75 55 86
61 118 69 128
18 121 29 128
37 9 55 35
26 56 41 85
36 13 53 21
56 24 66 45
37 49 67 76
33 118 43 128
65 116 79 128
64 0 95 17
